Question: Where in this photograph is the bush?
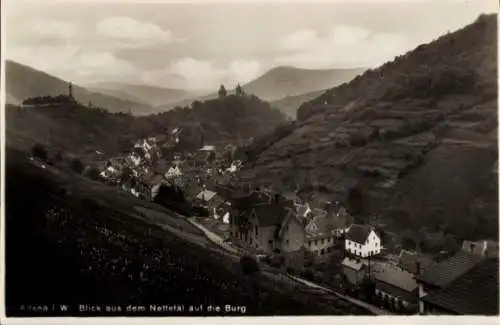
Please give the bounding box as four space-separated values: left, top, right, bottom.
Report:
84 167 101 181
70 158 85 174
240 255 259 276
302 269 315 281
32 144 48 161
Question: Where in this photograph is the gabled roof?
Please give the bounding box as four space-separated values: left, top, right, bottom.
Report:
296 204 312 218
251 203 289 227
231 191 272 211
416 251 484 288
345 224 373 244
342 257 364 271
374 265 417 292
305 215 334 236
196 189 217 201
398 250 436 275
422 258 499 315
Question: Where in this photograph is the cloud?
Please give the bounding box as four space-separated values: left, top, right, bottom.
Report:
31 20 79 40
8 44 137 83
276 24 412 69
140 58 264 91
96 16 181 48
228 60 262 84
280 30 318 51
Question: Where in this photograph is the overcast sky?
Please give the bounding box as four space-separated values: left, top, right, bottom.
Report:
5 0 497 91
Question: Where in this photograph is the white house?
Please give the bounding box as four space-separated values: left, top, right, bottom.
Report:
345 224 381 258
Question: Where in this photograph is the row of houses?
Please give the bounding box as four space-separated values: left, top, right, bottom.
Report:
193 183 385 267
341 242 498 314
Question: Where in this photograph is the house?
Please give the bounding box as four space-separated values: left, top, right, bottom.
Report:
415 251 485 314
305 207 353 259
137 174 165 201
374 265 419 308
461 240 499 258
230 193 305 260
397 250 436 275
195 187 221 211
304 215 337 259
342 257 367 286
345 224 381 258
421 258 498 315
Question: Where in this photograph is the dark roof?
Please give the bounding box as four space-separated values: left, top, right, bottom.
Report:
398 250 436 275
423 258 499 315
231 191 272 212
416 251 484 288
251 203 289 227
345 224 372 244
374 265 418 292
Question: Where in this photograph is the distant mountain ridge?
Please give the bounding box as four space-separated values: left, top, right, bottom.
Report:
269 89 327 119
86 82 201 107
158 66 365 114
243 66 365 101
5 60 156 116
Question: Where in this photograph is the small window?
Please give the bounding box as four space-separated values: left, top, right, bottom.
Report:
315 239 318 245
321 238 325 245
308 241 311 247
268 240 273 244
286 239 289 244
320 249 325 255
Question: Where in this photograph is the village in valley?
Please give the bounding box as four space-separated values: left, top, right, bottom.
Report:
20 80 497 316
5 4 498 316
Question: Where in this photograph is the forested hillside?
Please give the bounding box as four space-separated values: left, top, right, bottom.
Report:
239 14 498 242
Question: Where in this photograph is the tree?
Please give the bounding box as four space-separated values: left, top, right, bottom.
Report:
70 158 85 174
32 144 48 161
218 84 227 99
53 151 63 162
235 84 244 96
85 167 101 181
240 255 259 276
401 235 417 251
346 185 364 217
240 255 260 297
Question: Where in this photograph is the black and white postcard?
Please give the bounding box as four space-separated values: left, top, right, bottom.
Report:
2 0 498 320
